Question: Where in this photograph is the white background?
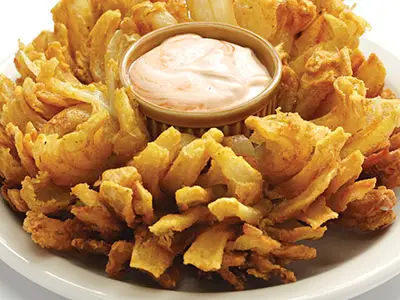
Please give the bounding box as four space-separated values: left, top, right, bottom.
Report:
0 0 400 299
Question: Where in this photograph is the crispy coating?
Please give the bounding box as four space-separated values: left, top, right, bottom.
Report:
112 88 149 157
175 186 214 211
267 161 338 224
20 171 75 214
276 65 299 112
205 139 263 206
0 74 16 109
226 223 280 255
381 88 397 100
313 76 400 157
297 197 338 229
1 84 47 132
6 123 37 177
149 206 209 235
274 127 349 199
106 240 134 278
363 147 400 189
222 251 248 268
184 222 234 272
294 47 353 119
131 181 154 224
4 188 29 213
155 225 201 255
130 1 178 35
0 146 27 184
71 238 112 255
88 10 121 82
233 0 278 40
164 0 192 22
272 244 317 260
161 129 223 195
96 166 142 188
99 180 136 228
156 261 182 289
247 253 296 284
71 205 122 240
130 127 181 201
23 211 87 251
355 53 386 98
1 0 399 292
33 105 118 187
325 150 364 197
246 112 330 184
51 0 98 82
265 225 326 243
328 179 376 213
339 187 397 231
130 226 175 278
40 104 92 135
71 183 102 207
208 197 262 225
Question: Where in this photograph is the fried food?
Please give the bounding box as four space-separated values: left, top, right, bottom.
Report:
71 205 123 240
164 0 192 22
338 187 396 231
175 186 214 211
1 0 399 292
246 112 330 184
363 147 400 189
71 183 102 207
208 197 262 225
232 0 278 39
184 222 234 272
264 224 327 243
33 105 119 186
51 0 98 83
267 127 348 223
204 138 263 206
20 171 75 214
187 0 238 25
160 128 223 195
71 238 112 255
313 76 400 157
274 127 349 199
354 53 386 98
130 1 178 35
246 253 296 283
130 226 175 278
23 211 88 251
88 10 122 82
99 180 136 228
272 244 317 260
112 88 149 157
226 223 280 255
327 178 377 213
129 126 181 201
106 240 134 278
149 206 209 235
3 188 29 213
297 197 338 229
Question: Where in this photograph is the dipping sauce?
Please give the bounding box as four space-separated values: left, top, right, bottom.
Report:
129 33 272 112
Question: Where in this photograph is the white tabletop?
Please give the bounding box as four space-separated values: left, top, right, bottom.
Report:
1 0 400 299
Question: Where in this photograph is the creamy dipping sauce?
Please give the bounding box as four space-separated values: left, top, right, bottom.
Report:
129 34 272 112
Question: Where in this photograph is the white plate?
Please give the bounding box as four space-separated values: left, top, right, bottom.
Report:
0 38 400 300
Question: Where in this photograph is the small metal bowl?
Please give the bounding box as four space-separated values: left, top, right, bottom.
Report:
121 22 282 138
